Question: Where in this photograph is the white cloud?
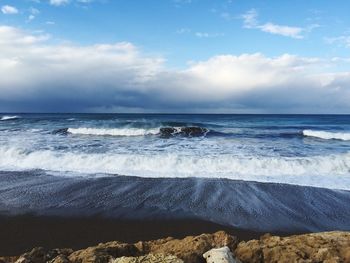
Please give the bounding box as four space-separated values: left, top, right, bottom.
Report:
48 0 94 6
258 23 303 39
0 25 350 113
176 28 191 34
30 7 40 15
325 35 350 48
27 7 40 22
195 32 224 38
242 9 258 28
49 0 70 6
1 5 19 14
27 15 36 21
241 9 311 39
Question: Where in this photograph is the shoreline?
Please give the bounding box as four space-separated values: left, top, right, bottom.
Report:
1 171 350 232
1 171 350 256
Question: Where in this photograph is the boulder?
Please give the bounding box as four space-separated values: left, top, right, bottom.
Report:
14 248 73 263
68 231 237 263
111 254 183 263
0 257 18 263
159 127 208 137
203 247 240 263
235 231 350 263
140 231 238 262
68 242 140 263
52 128 69 135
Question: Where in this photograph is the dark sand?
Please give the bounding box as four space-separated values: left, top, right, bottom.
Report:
0 215 278 256
1 171 350 256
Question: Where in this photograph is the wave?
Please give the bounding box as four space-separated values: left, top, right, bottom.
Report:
53 126 211 137
1 146 350 189
0 115 19 121
303 130 350 141
67 127 160 137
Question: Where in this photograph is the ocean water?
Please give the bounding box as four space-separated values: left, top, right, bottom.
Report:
1 113 350 190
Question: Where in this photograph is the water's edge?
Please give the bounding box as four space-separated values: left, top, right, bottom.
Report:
1 170 349 233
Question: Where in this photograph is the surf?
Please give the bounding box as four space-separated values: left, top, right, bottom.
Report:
0 115 19 121
303 130 350 141
1 145 350 190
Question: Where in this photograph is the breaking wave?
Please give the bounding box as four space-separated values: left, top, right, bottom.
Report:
67 127 160 137
0 116 19 121
1 146 350 189
53 126 210 137
303 130 350 141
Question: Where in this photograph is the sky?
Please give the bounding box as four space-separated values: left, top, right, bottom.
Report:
0 0 350 113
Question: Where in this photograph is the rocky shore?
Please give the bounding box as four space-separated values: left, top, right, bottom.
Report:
1 231 350 263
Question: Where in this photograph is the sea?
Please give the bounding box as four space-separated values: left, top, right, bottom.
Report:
1 113 350 232
1 113 350 189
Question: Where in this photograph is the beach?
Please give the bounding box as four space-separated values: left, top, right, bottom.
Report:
1 171 350 256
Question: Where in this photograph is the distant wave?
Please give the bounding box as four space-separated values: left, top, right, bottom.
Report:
303 130 350 141
67 127 160 136
0 115 19 121
1 146 350 189
53 126 210 137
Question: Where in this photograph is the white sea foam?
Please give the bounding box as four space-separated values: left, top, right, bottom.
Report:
0 115 19 121
303 130 350 141
67 127 160 136
1 146 350 189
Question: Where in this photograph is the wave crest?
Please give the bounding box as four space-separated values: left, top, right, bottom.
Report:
67 127 160 136
303 130 350 141
1 146 350 189
53 126 210 137
0 115 19 121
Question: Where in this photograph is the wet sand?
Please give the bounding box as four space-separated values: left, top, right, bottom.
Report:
0 171 349 256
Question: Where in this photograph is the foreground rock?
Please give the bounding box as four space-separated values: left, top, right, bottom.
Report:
13 248 73 263
69 231 237 263
1 231 236 263
2 231 350 263
203 247 240 263
235 231 350 263
111 254 183 263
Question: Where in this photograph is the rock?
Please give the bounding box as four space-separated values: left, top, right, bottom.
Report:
235 231 350 263
180 127 208 136
52 128 69 135
203 247 240 263
68 242 140 263
49 255 71 263
13 248 73 263
68 231 237 263
159 127 208 137
0 257 18 263
111 253 183 263
142 231 238 262
3 231 350 263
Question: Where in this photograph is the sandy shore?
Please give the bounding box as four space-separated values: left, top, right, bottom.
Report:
1 171 350 256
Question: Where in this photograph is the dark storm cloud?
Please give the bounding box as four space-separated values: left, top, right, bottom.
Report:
1 25 350 113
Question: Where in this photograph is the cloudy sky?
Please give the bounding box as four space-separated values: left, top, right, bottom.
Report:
0 0 350 113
